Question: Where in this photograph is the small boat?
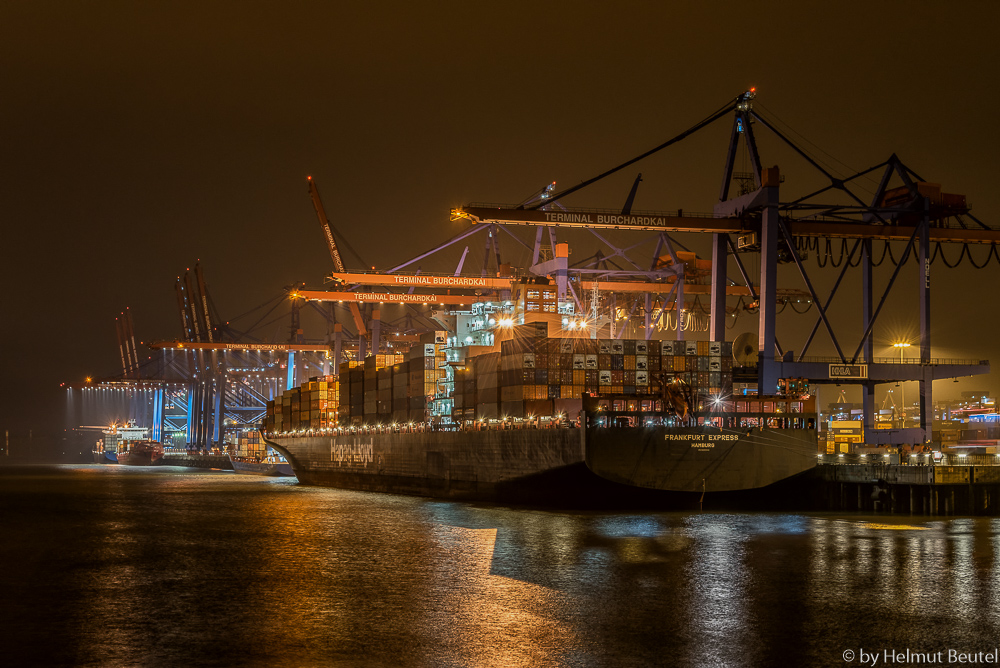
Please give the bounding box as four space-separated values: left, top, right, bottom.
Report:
228 451 294 477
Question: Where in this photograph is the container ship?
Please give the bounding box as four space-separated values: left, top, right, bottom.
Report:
93 421 149 464
262 307 819 505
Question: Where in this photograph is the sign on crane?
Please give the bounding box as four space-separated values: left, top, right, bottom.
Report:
307 177 368 338
328 272 513 290
148 341 332 352
296 290 488 306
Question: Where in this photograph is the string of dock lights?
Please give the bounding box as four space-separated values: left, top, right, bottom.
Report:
271 413 572 438
277 423 418 436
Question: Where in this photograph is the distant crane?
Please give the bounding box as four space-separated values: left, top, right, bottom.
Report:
307 177 369 343
115 309 141 378
193 263 214 343
174 264 218 342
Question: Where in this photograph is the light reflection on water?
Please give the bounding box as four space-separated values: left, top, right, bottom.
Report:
5 466 1000 666
683 516 751 667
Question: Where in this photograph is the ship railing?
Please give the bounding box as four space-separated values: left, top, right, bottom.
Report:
270 414 823 437
945 453 1000 466
775 356 989 366
818 453 1000 467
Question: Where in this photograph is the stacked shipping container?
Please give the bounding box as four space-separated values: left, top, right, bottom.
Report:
452 351 501 421
265 376 340 433
493 325 734 419
263 325 736 430
233 428 264 457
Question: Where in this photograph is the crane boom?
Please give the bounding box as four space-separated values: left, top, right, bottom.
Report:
307 177 368 338
174 278 193 341
193 263 214 343
115 315 129 377
326 271 808 300
308 177 347 272
125 308 141 378
453 205 1000 243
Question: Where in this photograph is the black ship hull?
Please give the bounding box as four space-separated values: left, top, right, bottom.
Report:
116 451 157 466
157 453 233 470
264 424 819 507
585 425 819 493
116 441 164 466
264 428 587 504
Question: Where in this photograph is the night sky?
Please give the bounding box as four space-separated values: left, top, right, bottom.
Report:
3 2 998 440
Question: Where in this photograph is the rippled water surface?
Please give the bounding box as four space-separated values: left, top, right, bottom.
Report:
4 465 1000 667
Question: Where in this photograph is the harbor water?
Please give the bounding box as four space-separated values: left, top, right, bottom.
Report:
4 465 1000 666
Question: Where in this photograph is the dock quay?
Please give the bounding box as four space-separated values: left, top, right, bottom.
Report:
814 454 1000 515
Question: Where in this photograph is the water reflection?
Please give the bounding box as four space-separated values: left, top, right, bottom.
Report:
682 516 751 666
425 525 571 667
8 468 1000 666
